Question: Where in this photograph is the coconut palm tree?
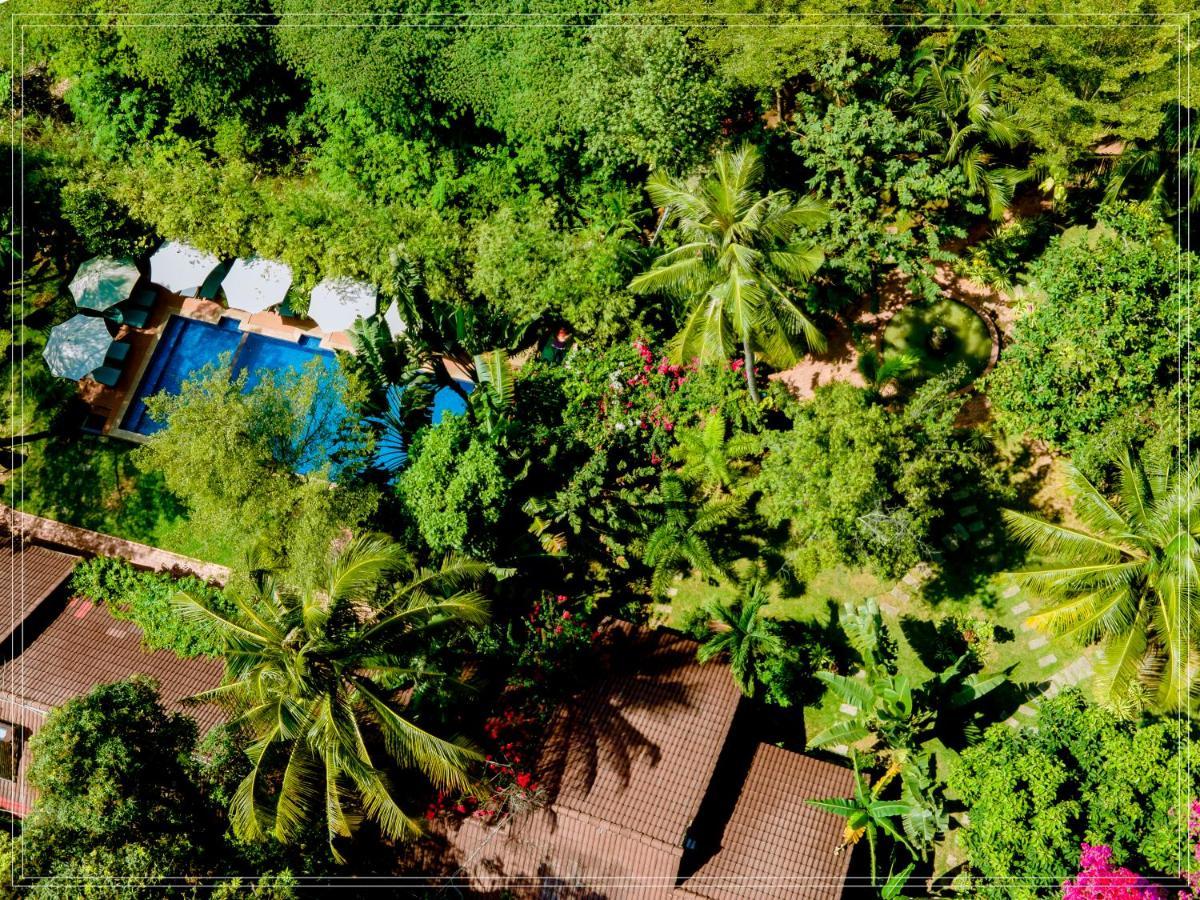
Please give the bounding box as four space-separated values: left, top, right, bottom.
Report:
1003 447 1200 712
910 50 1026 219
696 569 784 698
629 144 828 402
669 412 761 497
642 475 741 595
173 534 490 861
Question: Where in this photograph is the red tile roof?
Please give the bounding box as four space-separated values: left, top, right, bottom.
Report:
436 623 856 899
440 622 742 897
0 540 223 816
677 744 856 900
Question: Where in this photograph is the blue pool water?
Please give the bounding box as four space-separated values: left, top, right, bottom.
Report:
121 315 348 473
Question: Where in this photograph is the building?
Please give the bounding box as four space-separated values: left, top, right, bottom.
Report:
432 622 856 899
0 536 222 816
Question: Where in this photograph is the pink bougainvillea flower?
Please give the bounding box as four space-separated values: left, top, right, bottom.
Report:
1062 844 1166 900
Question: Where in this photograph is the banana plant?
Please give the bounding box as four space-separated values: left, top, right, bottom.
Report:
809 755 917 886
809 599 1006 753
471 348 516 445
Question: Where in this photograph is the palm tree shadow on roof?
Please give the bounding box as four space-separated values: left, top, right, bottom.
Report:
536 624 697 805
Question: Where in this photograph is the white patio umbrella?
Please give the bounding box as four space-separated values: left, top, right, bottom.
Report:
222 256 293 313
308 277 377 332
149 240 221 296
43 314 113 380
68 256 140 312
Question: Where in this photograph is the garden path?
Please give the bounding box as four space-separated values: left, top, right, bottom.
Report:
2 503 229 584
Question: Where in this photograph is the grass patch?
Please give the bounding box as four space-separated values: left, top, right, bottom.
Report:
3 433 240 566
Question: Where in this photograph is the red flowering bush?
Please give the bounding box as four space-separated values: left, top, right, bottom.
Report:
427 593 601 826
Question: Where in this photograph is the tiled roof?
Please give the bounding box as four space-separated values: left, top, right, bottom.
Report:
0 596 223 727
677 744 856 900
441 622 743 898
0 537 79 648
0 540 224 817
542 622 744 847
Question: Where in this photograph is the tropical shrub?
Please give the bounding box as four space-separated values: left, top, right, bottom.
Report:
756 377 990 580
985 203 1195 469
949 690 1198 899
398 414 513 558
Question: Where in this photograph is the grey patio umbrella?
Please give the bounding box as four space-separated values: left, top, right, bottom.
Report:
69 256 140 312
43 314 114 380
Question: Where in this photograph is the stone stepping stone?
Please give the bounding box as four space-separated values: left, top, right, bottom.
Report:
951 488 972 501
829 744 850 756
1002 584 1021 599
878 600 900 616
1044 683 1060 699
967 520 986 533
1020 621 1035 632
1029 636 1049 650
839 704 859 716
1005 717 1020 729
1037 653 1058 668
953 523 970 540
1012 601 1031 614
960 504 978 516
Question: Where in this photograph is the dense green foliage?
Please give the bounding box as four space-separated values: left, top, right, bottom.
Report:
986 204 1192 470
950 690 1195 899
69 556 229 657
4 2 1197 890
756 377 994 579
18 680 299 895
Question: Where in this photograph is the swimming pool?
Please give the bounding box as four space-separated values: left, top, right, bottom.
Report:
121 316 347 471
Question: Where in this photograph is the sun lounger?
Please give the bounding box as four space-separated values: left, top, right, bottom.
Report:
116 306 151 329
106 341 131 363
130 288 157 310
91 366 121 387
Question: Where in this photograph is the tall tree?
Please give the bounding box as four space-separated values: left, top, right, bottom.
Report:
630 144 828 402
1004 447 1200 712
174 534 490 860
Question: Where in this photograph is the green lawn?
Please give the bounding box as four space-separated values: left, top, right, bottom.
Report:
665 554 1092 751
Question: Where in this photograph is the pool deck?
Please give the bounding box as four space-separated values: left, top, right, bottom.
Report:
78 288 353 441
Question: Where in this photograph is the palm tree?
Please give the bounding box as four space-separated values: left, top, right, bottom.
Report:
1003 447 1200 712
173 534 491 860
669 412 761 497
809 755 917 886
911 50 1026 219
642 475 741 595
1103 112 1199 217
629 144 829 402
696 569 784 697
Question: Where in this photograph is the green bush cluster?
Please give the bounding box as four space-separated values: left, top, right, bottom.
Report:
69 556 229 658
